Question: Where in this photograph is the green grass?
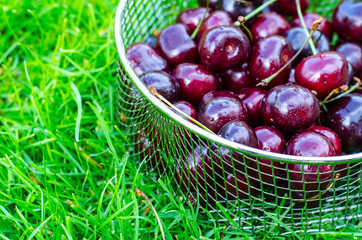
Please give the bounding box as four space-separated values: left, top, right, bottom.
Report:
0 0 361 239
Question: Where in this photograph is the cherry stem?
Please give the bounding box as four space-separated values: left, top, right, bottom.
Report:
134 188 166 240
237 16 253 42
191 0 209 39
295 0 317 55
320 85 349 106
257 18 322 87
322 77 362 105
148 86 214 133
234 0 277 25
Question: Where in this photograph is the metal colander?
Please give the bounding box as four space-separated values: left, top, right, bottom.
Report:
115 0 362 234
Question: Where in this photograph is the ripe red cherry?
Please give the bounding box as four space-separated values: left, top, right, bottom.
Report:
291 13 333 39
335 42 362 75
309 125 342 156
261 84 320 132
199 26 251 70
197 10 233 40
220 63 254 92
216 0 263 21
325 94 362 154
126 43 170 76
218 172 256 199
250 12 291 42
198 90 248 133
248 35 294 89
236 87 266 127
254 126 286 184
271 0 310 16
333 0 362 42
198 90 235 110
295 51 349 99
156 24 199 67
177 8 211 35
172 101 198 141
172 63 220 106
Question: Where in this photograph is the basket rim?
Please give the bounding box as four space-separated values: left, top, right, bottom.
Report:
114 0 362 164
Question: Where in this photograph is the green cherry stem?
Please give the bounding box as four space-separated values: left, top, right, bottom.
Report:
234 0 277 25
191 0 209 39
322 77 362 105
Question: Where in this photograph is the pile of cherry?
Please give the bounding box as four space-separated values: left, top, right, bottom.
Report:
127 0 362 204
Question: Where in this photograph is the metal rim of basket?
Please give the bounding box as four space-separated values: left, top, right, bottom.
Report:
114 0 362 165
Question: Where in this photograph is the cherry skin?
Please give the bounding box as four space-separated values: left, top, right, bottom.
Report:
156 24 199 67
287 69 296 84
271 0 310 16
220 63 254 92
236 87 267 127
172 101 198 142
198 90 236 110
213 120 258 173
177 8 211 35
198 0 218 9
291 13 333 39
218 172 256 199
335 42 362 75
126 43 170 76
325 93 362 154
248 35 294 89
285 27 330 67
215 0 263 21
250 12 291 42
197 10 233 40
254 126 286 184
309 126 342 156
333 0 362 42
172 63 220 106
199 26 251 70
295 51 349 99
261 84 320 132
286 131 336 197
198 90 248 133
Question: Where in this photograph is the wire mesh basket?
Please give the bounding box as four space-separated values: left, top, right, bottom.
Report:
115 0 362 234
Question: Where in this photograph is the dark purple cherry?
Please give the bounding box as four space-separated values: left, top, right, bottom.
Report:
295 51 349 99
197 10 233 40
271 0 310 16
145 35 158 47
156 24 199 67
172 63 220 106
325 94 362 154
309 125 342 156
126 43 170 76
336 42 362 75
198 0 218 9
172 101 198 142
346 62 356 86
215 0 263 21
286 131 336 196
220 63 254 92
261 84 320 132
254 126 286 183
285 27 330 67
291 13 333 39
177 8 211 35
250 12 291 42
139 71 180 103
198 91 248 133
218 172 256 199
236 87 266 126
198 90 236 110
213 120 258 172
249 35 294 89
333 0 362 42
199 26 251 70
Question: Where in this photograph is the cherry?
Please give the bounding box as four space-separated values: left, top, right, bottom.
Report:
198 90 248 133
198 0 218 9
198 90 236 110
218 172 256 199
236 87 267 127
197 10 233 40
135 133 165 172
333 0 362 42
271 0 310 16
250 12 291 42
215 0 263 21
254 126 286 184
177 8 211 35
199 26 251 70
172 101 198 142
139 71 181 103
248 35 294 89
220 63 254 92
335 42 362 75
346 62 356 86
126 43 170 76
325 93 362 154
295 51 348 99
285 27 330 67
261 84 320 132
286 131 336 197
309 126 342 156
213 120 258 172
156 24 199 67
287 68 296 84
172 63 220 106
291 13 333 39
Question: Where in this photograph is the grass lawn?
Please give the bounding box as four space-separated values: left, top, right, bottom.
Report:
0 0 361 239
